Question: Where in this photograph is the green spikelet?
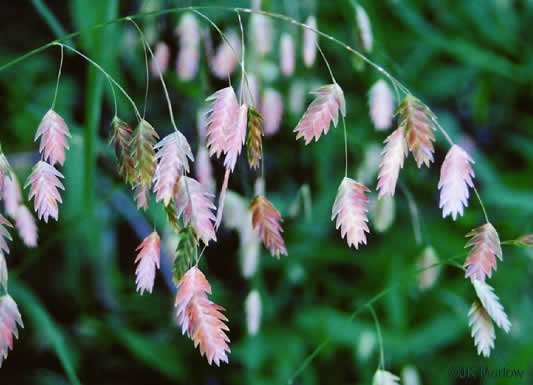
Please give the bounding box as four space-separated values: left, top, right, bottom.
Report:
132 119 159 185
164 202 180 234
246 106 264 170
172 225 198 285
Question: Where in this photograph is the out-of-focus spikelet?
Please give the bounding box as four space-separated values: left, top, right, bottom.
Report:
134 231 160 295
24 161 64 223
245 290 261 336
438 144 475 220
2 172 21 219
370 195 395 233
249 14 272 56
0 252 6 291
397 95 437 168
372 369 400 385
250 195 287 258
110 117 136 185
463 223 502 282
151 41 170 76
34 110 71 167
260 88 284 136
0 294 24 368
176 13 201 80
175 266 230 366
332 177 370 249
134 182 150 211
416 246 440 290
195 147 215 194
472 279 511 332
246 106 264 169
355 4 373 52
211 30 240 79
280 33 295 76
369 80 394 131
15 205 38 248
376 127 407 198
401 366 421 385
468 300 495 357
205 87 240 158
175 176 217 245
153 131 193 206
224 104 248 172
294 84 346 144
303 16 317 67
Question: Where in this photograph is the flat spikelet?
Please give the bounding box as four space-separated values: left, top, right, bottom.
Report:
472 280 511 332
132 119 159 186
210 30 240 79
134 231 160 295
355 4 373 53
373 370 400 385
260 88 283 136
294 84 346 144
24 161 64 223
175 176 217 245
331 177 370 249
34 109 71 166
245 290 261 336
172 225 198 284
246 107 264 169
303 16 317 67
205 87 240 158
0 294 24 368
438 144 475 220
369 80 394 131
15 205 38 247
151 41 170 76
397 95 437 168
133 182 150 211
110 117 136 185
0 252 6 291
176 13 200 80
250 14 273 56
280 33 295 76
249 195 287 258
224 104 248 172
377 127 407 198
175 266 230 366
416 246 440 290
468 300 495 357
153 131 194 206
464 223 502 282
2 172 21 219
0 215 12 255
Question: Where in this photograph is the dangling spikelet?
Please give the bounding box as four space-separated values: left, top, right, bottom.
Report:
369 80 394 131
133 182 150 211
153 131 194 206
205 87 240 158
0 252 6 291
110 117 136 185
260 88 284 136
249 195 287 258
468 300 495 357
24 161 64 223
195 147 215 194
355 4 373 53
15 205 38 248
176 13 201 80
397 95 437 168
377 127 408 198
249 14 273 56
34 110 71 167
0 215 12 255
0 150 11 194
294 84 346 144
472 280 511 332
2 172 21 219
150 41 170 76
210 30 240 79
223 104 248 172
331 177 370 249
370 195 395 233
372 369 400 385
175 266 230 366
438 144 475 220
303 16 317 67
280 33 295 76
134 231 160 295
463 223 502 282
245 290 262 336
175 176 217 245
246 106 264 169
0 294 24 368
132 119 159 186
172 225 198 284
416 246 440 290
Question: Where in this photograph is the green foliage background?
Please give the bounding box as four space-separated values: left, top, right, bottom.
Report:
1 0 532 384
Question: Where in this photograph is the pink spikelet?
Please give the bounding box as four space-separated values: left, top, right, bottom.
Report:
15 205 38 248
369 80 394 131
176 13 201 80
0 215 12 255
464 223 503 282
205 87 240 158
175 176 216 245
153 132 194 206
150 42 170 76
195 147 215 194
175 266 230 366
0 151 10 195
210 30 240 79
2 172 21 219
377 127 408 198
0 294 24 367
134 183 150 211
24 161 64 223
134 231 160 295
0 252 7 291
249 195 287 258
34 110 71 166
303 16 317 67
223 104 248 172
294 84 346 144
331 177 371 249
260 89 284 136
280 33 295 76
438 144 475 220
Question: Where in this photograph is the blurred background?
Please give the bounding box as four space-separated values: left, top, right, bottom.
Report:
1 0 533 384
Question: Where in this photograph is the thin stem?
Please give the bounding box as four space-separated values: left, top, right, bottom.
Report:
50 43 64 110
316 43 336 84
62 44 141 121
140 27 150 119
473 185 490 223
236 10 245 105
367 304 385 372
341 115 348 178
